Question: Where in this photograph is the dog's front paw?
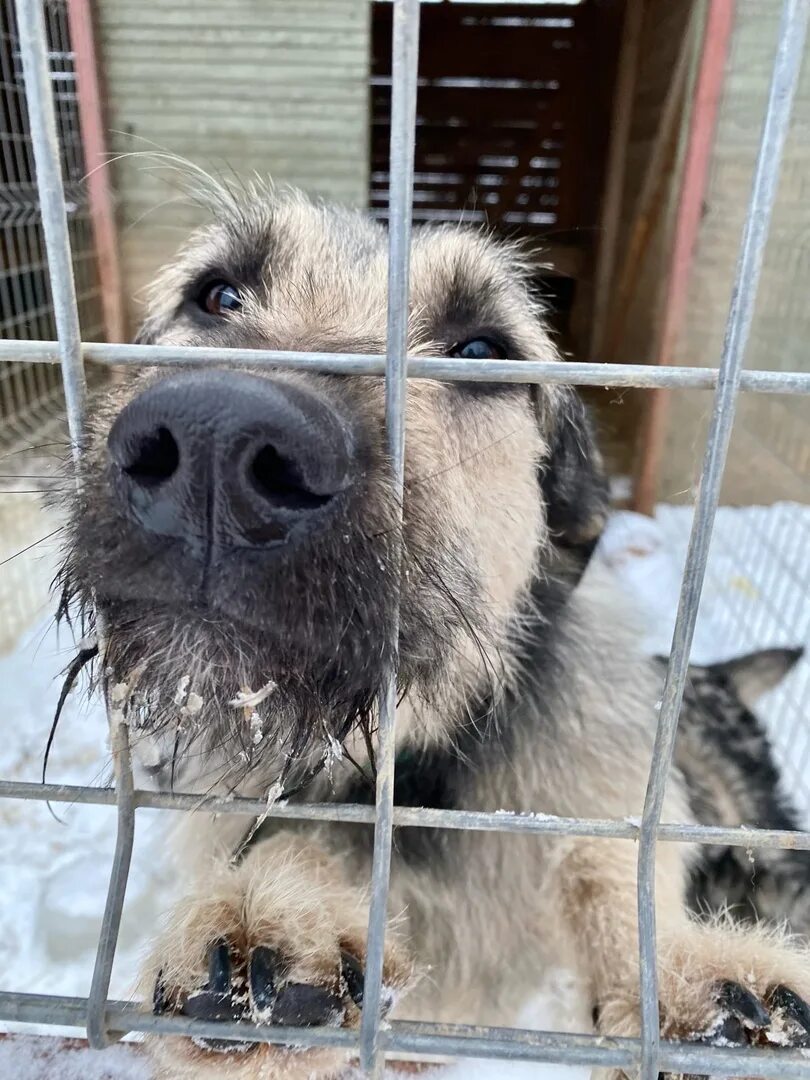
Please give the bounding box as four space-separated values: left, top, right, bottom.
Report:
598 921 810 1080
154 938 371 1041
142 836 411 1079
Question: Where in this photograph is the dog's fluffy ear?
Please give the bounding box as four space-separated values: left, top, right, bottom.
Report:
713 647 804 710
537 388 610 583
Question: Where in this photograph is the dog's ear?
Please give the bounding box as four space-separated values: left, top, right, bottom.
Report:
536 387 610 584
712 646 804 710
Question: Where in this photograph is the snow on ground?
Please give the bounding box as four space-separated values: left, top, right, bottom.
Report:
0 1036 151 1080
0 503 807 1078
0 1033 581 1080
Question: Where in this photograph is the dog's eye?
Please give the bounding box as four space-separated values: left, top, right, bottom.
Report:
199 281 243 316
449 337 507 361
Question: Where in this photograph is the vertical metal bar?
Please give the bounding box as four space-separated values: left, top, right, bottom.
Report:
14 0 85 461
15 0 134 1050
636 3 810 1078
86 721 135 1048
359 0 420 1075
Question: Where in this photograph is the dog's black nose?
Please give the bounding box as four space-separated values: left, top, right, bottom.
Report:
107 371 355 549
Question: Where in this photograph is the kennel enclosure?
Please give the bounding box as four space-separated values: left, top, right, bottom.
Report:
0 1 809 1079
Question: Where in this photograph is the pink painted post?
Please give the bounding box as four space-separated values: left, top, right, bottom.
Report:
633 0 736 514
66 0 125 342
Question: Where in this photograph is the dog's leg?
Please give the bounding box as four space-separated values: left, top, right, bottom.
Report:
141 827 412 1080
561 839 810 1079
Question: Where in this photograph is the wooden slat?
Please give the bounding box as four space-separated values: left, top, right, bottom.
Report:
370 0 615 242
94 0 371 333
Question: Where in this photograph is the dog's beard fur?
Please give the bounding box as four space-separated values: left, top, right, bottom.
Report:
54 505 496 798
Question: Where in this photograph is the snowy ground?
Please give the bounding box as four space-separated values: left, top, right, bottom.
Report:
0 502 807 1078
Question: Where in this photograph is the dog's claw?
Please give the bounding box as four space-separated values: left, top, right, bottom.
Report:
272 982 344 1026
249 946 279 1015
770 984 810 1046
710 1013 747 1046
153 970 171 1015
207 939 232 995
718 980 770 1030
340 950 365 1007
182 941 242 1024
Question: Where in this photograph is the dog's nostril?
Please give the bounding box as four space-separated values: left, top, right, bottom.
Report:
123 427 180 486
250 445 331 511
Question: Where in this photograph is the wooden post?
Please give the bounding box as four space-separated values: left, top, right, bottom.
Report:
67 0 125 343
590 0 646 360
633 0 735 514
601 10 697 364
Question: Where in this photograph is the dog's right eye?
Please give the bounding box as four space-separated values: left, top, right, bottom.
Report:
198 281 243 316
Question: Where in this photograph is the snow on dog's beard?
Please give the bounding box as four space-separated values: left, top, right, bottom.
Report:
97 601 383 797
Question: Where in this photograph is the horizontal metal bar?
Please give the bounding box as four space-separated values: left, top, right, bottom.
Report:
2 779 810 850
0 339 808 393
1 992 808 1079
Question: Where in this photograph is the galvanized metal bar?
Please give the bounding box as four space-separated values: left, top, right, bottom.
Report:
1 340 810 394
15 1 131 1052
360 1 420 1075
13 0 85 460
635 3 810 1077
85 721 136 1048
4 778 810 851
1 992 810 1079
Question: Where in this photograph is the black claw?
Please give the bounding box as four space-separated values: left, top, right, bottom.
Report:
182 941 241 1023
182 990 234 1022
340 950 365 1007
207 939 232 995
771 985 810 1043
249 946 279 1015
153 971 171 1016
718 981 771 1029
272 982 345 1027
182 988 241 1023
704 1014 747 1047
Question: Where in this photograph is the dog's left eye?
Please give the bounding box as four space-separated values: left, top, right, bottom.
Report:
449 337 507 360
199 281 243 316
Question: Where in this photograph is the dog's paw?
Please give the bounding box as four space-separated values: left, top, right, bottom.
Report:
598 921 810 1080
154 938 373 1033
153 939 374 1064
652 982 810 1080
142 836 410 1079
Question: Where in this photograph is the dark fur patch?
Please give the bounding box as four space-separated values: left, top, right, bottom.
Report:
343 573 574 867
537 389 609 582
669 654 810 935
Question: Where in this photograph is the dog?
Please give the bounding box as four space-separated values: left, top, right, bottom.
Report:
58 184 810 1079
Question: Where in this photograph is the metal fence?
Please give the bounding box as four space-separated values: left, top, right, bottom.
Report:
0 0 809 1078
0 0 104 449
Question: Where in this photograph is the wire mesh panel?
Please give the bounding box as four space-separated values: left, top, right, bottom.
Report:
0 0 102 451
0 0 810 1078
